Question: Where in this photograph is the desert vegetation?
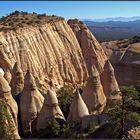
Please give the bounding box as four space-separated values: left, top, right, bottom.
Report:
0 99 17 139
130 35 140 43
89 86 140 138
0 11 64 32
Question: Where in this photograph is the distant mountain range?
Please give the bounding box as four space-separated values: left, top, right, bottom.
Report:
83 18 140 42
83 16 140 22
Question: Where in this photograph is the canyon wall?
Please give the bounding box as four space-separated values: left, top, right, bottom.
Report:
0 20 88 88
0 14 121 137
0 16 119 96
102 40 140 86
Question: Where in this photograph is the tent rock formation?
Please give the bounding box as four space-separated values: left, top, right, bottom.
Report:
67 90 89 124
37 88 65 131
101 60 120 100
20 70 44 134
11 62 24 97
82 65 106 114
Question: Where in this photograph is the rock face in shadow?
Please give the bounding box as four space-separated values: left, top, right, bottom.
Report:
0 43 13 83
82 65 106 114
0 75 19 130
0 46 13 71
37 88 65 131
20 71 44 134
0 98 20 139
102 39 140 63
67 90 89 124
102 39 140 86
101 60 120 100
10 62 24 97
113 62 140 86
82 114 109 129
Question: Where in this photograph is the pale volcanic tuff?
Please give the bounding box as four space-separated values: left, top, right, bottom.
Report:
0 12 121 138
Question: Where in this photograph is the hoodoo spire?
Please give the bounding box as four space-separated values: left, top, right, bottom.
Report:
20 70 44 134
101 60 120 100
37 88 65 131
82 65 106 114
67 90 89 124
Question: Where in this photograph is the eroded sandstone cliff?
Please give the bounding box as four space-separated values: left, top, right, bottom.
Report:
102 39 140 86
68 19 119 99
68 19 107 74
0 14 88 89
0 13 120 95
0 12 122 138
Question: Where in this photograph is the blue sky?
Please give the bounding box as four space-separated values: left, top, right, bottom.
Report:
0 1 140 20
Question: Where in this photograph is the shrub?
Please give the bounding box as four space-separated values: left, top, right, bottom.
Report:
46 118 60 136
61 124 73 138
103 86 140 138
131 35 140 43
88 122 122 138
74 18 79 22
120 86 139 100
57 86 74 118
13 11 20 15
124 100 140 110
135 84 140 94
40 13 46 17
84 122 96 133
33 12 37 15
106 105 123 122
79 21 84 24
0 99 16 139
35 20 40 24
37 118 60 138
0 16 5 21
126 111 140 123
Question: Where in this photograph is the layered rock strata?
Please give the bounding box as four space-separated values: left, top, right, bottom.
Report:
0 19 88 88
68 20 107 74
0 14 120 98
